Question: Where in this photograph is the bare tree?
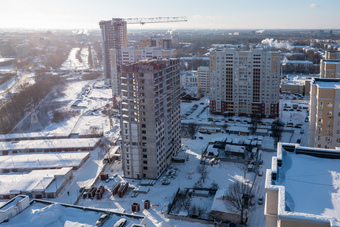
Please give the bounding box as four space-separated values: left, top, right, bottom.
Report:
271 119 284 146
224 181 252 224
196 164 209 184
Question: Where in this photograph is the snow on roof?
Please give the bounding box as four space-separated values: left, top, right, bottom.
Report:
266 143 340 225
256 129 268 133
0 201 145 226
280 60 313 64
0 138 100 151
225 145 245 153
211 188 237 214
313 79 340 89
0 131 69 141
0 152 89 170
228 126 249 132
206 146 219 156
0 168 72 195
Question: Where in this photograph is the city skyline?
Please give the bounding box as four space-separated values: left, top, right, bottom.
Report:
1 0 339 30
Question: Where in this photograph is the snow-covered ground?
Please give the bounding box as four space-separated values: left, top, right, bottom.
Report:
1 74 314 226
61 47 89 71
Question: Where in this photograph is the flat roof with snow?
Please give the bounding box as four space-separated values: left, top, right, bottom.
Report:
0 201 145 226
0 138 100 151
0 168 72 195
265 143 340 225
0 132 69 141
313 78 340 89
0 152 89 170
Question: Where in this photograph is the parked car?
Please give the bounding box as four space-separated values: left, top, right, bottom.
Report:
258 170 263 176
257 196 263 205
95 214 110 227
114 218 127 227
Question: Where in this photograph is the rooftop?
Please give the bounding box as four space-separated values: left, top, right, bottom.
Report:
0 152 89 170
312 78 340 89
0 167 72 195
266 143 340 226
0 138 100 151
0 200 145 226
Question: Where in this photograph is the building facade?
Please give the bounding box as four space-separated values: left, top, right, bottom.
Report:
121 46 176 64
309 78 340 149
197 66 210 94
99 18 128 85
325 50 340 60
118 59 181 179
180 70 197 87
209 48 280 118
320 60 340 78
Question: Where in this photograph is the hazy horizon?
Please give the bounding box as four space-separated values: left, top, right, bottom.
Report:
1 0 339 30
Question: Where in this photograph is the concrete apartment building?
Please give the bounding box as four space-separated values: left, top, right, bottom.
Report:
121 46 176 64
99 18 128 85
265 142 340 227
320 51 340 79
309 78 340 149
325 50 340 60
118 59 181 179
197 66 210 94
320 60 340 78
209 48 280 118
180 70 197 87
140 37 173 49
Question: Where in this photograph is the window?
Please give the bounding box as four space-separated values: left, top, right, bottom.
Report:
143 160 148 164
142 124 146 128
143 155 147 158
143 149 147 152
143 166 148 170
142 136 147 140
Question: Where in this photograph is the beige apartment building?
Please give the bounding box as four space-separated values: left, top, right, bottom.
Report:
118 59 181 179
320 59 340 78
325 50 340 60
309 78 340 149
209 48 280 118
121 46 176 64
320 51 340 79
197 66 210 94
265 142 340 227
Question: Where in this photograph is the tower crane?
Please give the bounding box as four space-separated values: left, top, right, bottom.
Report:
123 17 187 25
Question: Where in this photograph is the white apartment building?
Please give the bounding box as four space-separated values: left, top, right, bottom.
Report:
309 78 340 149
180 70 197 87
118 59 181 179
209 48 280 118
197 66 210 94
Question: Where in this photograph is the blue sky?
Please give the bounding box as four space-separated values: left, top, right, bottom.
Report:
0 0 338 30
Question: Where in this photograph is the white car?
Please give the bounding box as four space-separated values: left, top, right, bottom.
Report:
114 218 127 227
